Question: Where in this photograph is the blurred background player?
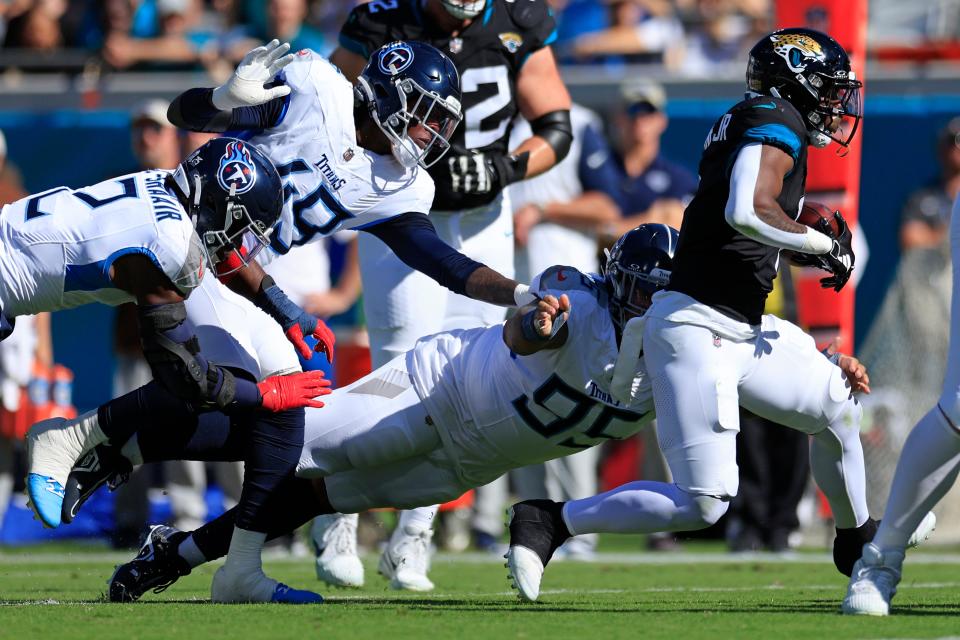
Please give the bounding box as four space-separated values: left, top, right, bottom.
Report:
316 0 574 590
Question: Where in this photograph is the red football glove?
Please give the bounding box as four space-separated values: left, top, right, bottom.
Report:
257 370 332 412
285 317 336 363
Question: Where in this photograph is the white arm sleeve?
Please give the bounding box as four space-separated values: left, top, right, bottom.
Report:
724 144 833 254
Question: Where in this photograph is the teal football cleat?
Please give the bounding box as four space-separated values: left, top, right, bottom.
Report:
26 473 65 528
271 583 324 604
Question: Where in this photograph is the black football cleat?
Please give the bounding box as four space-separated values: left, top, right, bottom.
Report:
108 525 191 602
504 500 571 602
61 444 132 525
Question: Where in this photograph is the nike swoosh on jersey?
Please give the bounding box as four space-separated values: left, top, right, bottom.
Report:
586 151 608 169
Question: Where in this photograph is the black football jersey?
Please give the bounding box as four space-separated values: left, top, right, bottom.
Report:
667 96 809 325
339 0 557 211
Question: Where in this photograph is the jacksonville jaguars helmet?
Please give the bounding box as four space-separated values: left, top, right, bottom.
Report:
357 41 462 169
440 0 487 19
604 224 679 330
746 28 862 149
168 137 283 275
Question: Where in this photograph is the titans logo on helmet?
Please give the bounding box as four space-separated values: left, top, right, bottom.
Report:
217 140 257 194
378 41 414 75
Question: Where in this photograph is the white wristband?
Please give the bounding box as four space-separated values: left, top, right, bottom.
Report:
513 283 537 307
801 228 834 255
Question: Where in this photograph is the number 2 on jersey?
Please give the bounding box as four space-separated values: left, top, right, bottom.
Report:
24 177 139 221
461 66 511 149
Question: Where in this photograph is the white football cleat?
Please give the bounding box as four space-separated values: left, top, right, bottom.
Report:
311 513 364 588
378 524 434 591
841 542 903 616
505 545 544 602
906 511 936 549
26 411 106 528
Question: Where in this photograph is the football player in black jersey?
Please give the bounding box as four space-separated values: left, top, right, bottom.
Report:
314 0 573 591
502 28 932 603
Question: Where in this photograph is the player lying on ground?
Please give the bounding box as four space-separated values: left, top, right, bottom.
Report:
841 192 960 616
12 137 330 528
26 40 539 602
60 225 888 604
501 28 938 602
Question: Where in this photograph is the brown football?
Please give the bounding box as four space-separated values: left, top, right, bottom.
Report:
797 201 840 236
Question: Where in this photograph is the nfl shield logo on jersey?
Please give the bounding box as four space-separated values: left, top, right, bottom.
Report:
378 41 414 75
449 37 463 54
217 140 257 194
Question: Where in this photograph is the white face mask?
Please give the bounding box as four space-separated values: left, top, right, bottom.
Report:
440 0 486 19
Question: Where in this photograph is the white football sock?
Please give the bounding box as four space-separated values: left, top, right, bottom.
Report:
874 406 960 552
561 481 726 535
220 527 276 602
398 505 437 534
177 534 208 568
808 405 869 529
120 434 143 466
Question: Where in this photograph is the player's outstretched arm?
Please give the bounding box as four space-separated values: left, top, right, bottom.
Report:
365 212 535 307
218 258 335 363
111 254 331 411
167 40 294 133
503 294 570 356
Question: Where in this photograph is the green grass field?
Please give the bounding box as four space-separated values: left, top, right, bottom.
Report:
2 545 959 640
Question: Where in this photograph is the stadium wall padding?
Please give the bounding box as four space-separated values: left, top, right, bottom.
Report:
0 99 953 411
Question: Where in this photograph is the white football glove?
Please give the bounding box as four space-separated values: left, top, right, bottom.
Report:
212 39 296 111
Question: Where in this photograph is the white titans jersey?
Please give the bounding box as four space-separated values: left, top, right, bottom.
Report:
0 170 203 317
408 266 654 485
243 49 436 258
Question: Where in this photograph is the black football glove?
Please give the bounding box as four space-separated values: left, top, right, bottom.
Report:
447 150 528 195
818 211 855 292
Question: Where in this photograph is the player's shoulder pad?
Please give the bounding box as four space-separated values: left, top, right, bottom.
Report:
340 0 397 54
730 95 807 160
503 0 551 31
532 265 602 296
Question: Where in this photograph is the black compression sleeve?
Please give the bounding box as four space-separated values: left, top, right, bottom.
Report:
364 213 484 295
530 109 573 163
167 88 287 133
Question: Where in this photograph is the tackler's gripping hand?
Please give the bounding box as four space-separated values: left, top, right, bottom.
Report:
285 317 336 364
255 276 336 363
448 150 527 195
257 370 332 412
212 39 295 110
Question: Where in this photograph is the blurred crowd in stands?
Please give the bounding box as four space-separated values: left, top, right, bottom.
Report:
2 0 960 76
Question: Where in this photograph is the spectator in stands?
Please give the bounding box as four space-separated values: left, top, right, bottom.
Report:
3 0 66 50
102 0 218 70
900 117 960 250
561 0 684 66
678 0 758 77
258 0 326 55
599 79 698 241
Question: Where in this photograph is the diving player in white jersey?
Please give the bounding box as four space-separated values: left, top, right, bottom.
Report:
63 224 667 603
841 192 960 616
17 138 330 527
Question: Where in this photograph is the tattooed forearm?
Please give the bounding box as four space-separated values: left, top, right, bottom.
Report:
465 266 521 307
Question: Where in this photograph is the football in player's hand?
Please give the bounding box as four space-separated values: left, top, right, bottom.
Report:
797 201 841 237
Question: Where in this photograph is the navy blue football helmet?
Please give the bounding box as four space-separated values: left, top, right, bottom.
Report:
356 41 462 169
604 224 679 330
747 28 862 149
168 137 283 274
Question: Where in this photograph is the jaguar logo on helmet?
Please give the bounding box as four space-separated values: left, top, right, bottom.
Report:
770 33 825 73
378 42 414 75
217 140 257 194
